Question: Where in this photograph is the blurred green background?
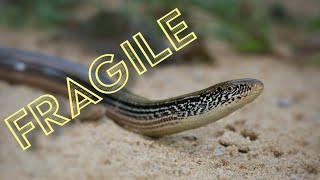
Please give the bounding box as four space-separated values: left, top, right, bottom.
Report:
0 0 319 61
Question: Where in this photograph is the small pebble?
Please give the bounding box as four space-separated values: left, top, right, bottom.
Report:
214 146 225 156
277 98 291 108
171 158 177 162
152 164 158 170
290 174 300 180
179 165 190 175
219 131 251 153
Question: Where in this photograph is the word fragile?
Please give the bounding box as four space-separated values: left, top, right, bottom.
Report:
4 8 197 150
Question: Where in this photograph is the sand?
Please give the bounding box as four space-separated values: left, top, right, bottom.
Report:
0 27 319 180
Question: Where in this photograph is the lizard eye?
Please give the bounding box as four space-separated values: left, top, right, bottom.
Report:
226 86 234 93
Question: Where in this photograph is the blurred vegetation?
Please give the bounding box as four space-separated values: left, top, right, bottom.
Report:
309 16 320 32
133 0 272 53
0 0 319 55
0 0 87 28
268 2 320 32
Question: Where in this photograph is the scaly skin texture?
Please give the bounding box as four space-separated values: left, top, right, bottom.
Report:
0 47 263 136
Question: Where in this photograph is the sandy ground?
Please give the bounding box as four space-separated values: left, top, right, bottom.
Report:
0 27 319 180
